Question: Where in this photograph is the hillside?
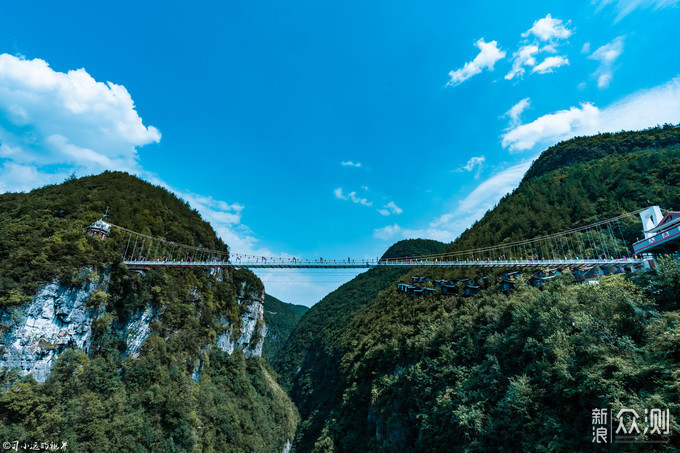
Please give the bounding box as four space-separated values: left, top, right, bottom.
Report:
275 126 680 451
447 125 680 253
0 172 298 451
263 293 309 358
272 239 446 448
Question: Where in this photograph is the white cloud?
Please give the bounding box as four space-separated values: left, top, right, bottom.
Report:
462 155 486 172
447 39 506 87
341 160 362 167
505 98 531 127
377 201 403 216
0 53 277 280
0 54 352 308
374 224 403 240
522 14 573 41
333 187 345 199
595 0 680 20
581 42 591 54
505 45 539 80
0 162 59 193
502 103 600 151
0 53 160 184
456 162 532 215
374 161 533 243
350 192 372 206
588 36 625 89
532 55 570 74
334 187 372 206
506 15 572 80
502 77 680 152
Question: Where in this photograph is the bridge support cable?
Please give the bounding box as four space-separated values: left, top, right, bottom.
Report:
107 208 648 270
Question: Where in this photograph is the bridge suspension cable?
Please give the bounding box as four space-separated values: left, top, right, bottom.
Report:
105 209 648 270
384 209 645 264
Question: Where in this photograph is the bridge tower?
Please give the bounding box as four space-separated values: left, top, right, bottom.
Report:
640 206 663 239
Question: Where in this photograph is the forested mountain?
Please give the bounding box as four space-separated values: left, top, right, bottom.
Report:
522 124 680 181
447 124 680 253
275 126 680 451
0 172 298 451
263 294 308 358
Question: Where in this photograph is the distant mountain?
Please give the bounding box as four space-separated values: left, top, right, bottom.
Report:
263 294 308 359
275 126 680 451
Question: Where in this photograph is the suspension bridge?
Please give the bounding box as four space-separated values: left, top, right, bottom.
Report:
89 207 663 272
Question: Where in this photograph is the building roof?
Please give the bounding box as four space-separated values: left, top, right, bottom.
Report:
646 212 680 235
633 212 680 254
88 218 111 233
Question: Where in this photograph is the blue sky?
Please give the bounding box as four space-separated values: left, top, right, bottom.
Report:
1 0 679 305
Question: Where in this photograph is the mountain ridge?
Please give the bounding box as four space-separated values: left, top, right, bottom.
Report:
275 126 680 451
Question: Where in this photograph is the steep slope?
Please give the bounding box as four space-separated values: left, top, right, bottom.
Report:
446 126 680 253
276 126 680 451
522 124 680 182
0 172 298 451
263 293 308 359
272 239 446 450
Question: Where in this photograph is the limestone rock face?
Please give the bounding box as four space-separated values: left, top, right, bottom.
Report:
0 274 107 383
216 290 266 358
123 303 159 358
0 270 268 383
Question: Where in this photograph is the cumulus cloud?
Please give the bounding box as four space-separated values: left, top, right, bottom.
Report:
0 53 160 187
532 55 570 74
505 98 531 127
505 45 539 80
502 77 680 152
374 161 532 243
506 15 572 80
522 14 573 41
588 36 625 89
0 54 278 279
377 201 403 216
341 160 362 167
595 0 680 20
0 54 341 307
334 187 372 206
447 39 506 87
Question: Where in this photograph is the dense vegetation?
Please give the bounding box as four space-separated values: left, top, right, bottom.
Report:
522 124 680 181
447 127 680 253
381 239 447 260
273 240 444 449
276 127 680 451
0 172 297 451
307 262 679 451
0 171 226 308
263 294 308 359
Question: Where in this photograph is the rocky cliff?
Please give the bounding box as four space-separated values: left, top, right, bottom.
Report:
0 268 268 383
0 270 106 382
0 172 298 452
